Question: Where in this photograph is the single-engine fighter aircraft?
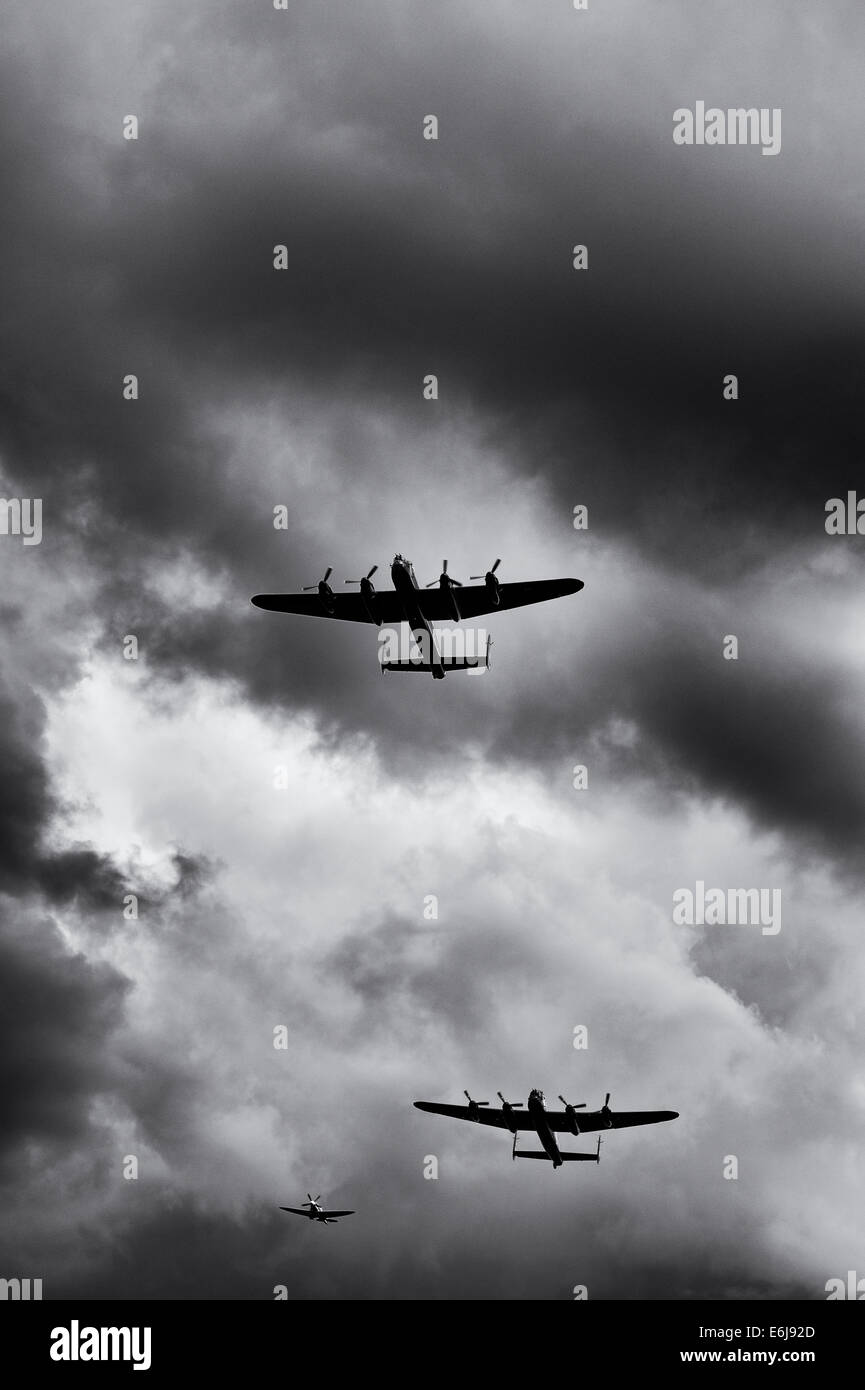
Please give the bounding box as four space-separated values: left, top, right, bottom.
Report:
414 1089 679 1169
251 554 583 679
279 1194 355 1224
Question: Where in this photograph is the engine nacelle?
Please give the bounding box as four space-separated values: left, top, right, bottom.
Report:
558 1096 587 1135
304 568 336 613
471 559 502 604
358 577 380 625
464 1090 489 1122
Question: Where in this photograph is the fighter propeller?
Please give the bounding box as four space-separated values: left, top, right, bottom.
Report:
279 1193 356 1223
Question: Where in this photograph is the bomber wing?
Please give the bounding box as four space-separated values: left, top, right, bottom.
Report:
544 1108 679 1133
414 1102 678 1132
413 1101 532 1129
251 592 406 624
252 578 583 624
416 577 583 622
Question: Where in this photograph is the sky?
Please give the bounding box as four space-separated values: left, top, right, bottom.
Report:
0 0 863 1300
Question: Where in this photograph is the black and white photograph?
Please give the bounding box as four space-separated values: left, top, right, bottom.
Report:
0 0 862 1360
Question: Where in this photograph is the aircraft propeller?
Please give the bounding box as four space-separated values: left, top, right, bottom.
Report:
303 1193 321 1207
345 565 378 586
302 568 336 612
559 1094 587 1136
497 1091 523 1134
303 568 333 593
426 559 463 589
464 1090 489 1118
344 565 380 624
470 558 502 605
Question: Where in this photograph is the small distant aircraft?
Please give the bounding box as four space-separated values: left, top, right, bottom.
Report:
279 1194 355 1224
414 1088 679 1169
251 554 583 679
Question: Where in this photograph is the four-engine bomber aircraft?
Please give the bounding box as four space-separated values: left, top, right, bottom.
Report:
279 1194 355 1224
414 1089 679 1168
252 554 584 679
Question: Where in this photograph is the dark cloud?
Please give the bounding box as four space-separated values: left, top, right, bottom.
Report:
0 907 130 1172
1 0 863 876
51 1193 817 1302
0 0 862 1303
0 680 131 905
320 909 544 1043
6 2 865 559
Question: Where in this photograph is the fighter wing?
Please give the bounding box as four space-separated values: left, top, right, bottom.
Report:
416 578 583 622
251 593 406 624
279 1207 312 1216
413 1102 531 1129
544 1109 679 1133
320 1210 355 1219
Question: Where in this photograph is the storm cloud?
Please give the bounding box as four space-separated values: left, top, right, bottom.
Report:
0 0 863 1301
